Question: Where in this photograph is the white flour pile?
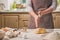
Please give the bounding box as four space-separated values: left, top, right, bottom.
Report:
43 32 60 40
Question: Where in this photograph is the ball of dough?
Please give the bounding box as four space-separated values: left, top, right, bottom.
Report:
34 28 46 34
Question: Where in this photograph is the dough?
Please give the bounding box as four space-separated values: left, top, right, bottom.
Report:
34 28 46 34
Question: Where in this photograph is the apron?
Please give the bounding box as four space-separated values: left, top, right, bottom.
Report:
28 0 54 29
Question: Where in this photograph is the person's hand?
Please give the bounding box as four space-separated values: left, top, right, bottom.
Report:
38 11 45 17
34 15 40 28
38 11 41 17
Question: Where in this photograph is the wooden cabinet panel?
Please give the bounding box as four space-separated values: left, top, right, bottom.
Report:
53 13 60 29
2 15 19 28
54 16 60 28
0 15 2 28
0 12 29 29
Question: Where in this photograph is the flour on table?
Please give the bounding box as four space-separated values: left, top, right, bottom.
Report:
43 32 60 40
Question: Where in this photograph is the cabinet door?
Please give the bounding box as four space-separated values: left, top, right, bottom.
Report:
2 15 19 28
53 13 60 29
0 15 2 28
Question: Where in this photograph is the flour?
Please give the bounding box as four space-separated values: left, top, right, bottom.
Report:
43 32 60 40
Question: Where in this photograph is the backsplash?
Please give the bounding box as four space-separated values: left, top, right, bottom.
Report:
0 0 60 12
0 0 26 11
0 0 14 10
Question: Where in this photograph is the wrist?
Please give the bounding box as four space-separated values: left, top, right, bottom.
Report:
34 14 37 18
40 11 45 16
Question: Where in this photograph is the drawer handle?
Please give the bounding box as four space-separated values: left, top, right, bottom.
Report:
54 17 56 21
19 18 22 20
23 20 28 21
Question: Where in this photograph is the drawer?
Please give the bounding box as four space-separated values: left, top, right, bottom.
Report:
19 14 30 20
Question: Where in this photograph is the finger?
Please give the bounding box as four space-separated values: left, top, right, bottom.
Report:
38 14 41 17
38 11 41 14
35 19 38 28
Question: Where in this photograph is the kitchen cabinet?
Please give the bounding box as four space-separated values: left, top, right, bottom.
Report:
19 14 30 28
2 15 19 28
1 12 60 29
0 12 29 29
52 12 60 29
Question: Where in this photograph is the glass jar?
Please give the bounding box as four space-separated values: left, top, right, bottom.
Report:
22 27 27 32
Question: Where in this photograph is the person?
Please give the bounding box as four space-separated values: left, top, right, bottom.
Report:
26 0 57 29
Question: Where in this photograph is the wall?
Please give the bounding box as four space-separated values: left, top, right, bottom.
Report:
0 0 14 10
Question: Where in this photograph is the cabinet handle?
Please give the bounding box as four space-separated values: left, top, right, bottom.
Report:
16 20 18 22
23 20 28 21
54 17 56 21
19 18 22 20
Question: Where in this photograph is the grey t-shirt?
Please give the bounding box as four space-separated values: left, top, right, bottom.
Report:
26 0 57 12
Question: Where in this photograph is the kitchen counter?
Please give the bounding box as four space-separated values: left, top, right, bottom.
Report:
0 11 28 14
0 9 29 14
0 8 60 13
53 10 60 13
10 29 60 40
0 9 28 13
0 9 60 29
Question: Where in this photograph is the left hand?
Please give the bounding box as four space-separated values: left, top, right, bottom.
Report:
34 15 40 28
38 11 44 17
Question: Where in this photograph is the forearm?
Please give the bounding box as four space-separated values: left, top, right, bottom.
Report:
26 0 37 17
41 7 53 15
27 6 37 17
40 0 57 16
29 9 37 18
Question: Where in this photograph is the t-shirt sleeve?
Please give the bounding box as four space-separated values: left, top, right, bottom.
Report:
50 0 57 10
26 0 33 12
